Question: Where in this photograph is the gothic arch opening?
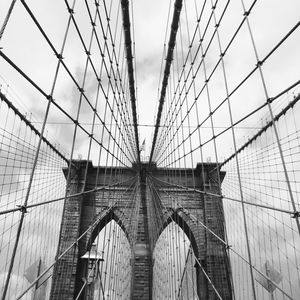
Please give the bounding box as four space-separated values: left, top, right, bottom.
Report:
83 219 132 300
88 208 131 248
157 211 200 258
152 221 198 300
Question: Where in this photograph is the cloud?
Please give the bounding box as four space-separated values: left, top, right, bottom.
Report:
136 52 163 83
0 273 33 300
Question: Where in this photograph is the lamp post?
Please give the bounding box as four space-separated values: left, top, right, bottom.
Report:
81 243 104 299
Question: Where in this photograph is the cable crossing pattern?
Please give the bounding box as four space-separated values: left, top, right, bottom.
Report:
0 0 300 299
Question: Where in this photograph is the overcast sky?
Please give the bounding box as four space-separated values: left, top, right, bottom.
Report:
1 0 299 162
0 0 299 241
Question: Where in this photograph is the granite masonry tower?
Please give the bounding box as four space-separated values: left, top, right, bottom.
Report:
50 161 232 299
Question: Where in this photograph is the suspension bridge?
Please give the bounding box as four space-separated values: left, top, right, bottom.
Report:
0 0 300 299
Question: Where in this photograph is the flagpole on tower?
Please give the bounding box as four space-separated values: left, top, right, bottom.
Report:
140 139 145 161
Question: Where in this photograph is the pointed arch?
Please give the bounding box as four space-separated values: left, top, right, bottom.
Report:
76 208 132 299
154 209 200 258
85 207 132 251
152 209 200 299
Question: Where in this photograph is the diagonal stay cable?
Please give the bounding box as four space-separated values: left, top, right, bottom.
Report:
149 175 299 217
0 91 69 164
154 1 300 165
149 176 294 300
84 0 138 160
18 0 134 165
0 50 128 167
161 79 300 167
218 92 300 169
147 177 221 299
0 176 137 216
153 0 218 159
16 177 139 299
0 0 18 40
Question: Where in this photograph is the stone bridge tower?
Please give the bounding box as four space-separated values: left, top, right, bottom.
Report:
50 161 232 299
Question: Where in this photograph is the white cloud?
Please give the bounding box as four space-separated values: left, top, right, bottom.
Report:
0 272 33 300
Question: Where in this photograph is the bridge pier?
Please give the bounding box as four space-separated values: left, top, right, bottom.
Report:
131 166 152 299
49 162 86 300
50 161 232 299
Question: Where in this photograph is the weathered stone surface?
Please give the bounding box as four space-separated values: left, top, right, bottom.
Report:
50 161 232 299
